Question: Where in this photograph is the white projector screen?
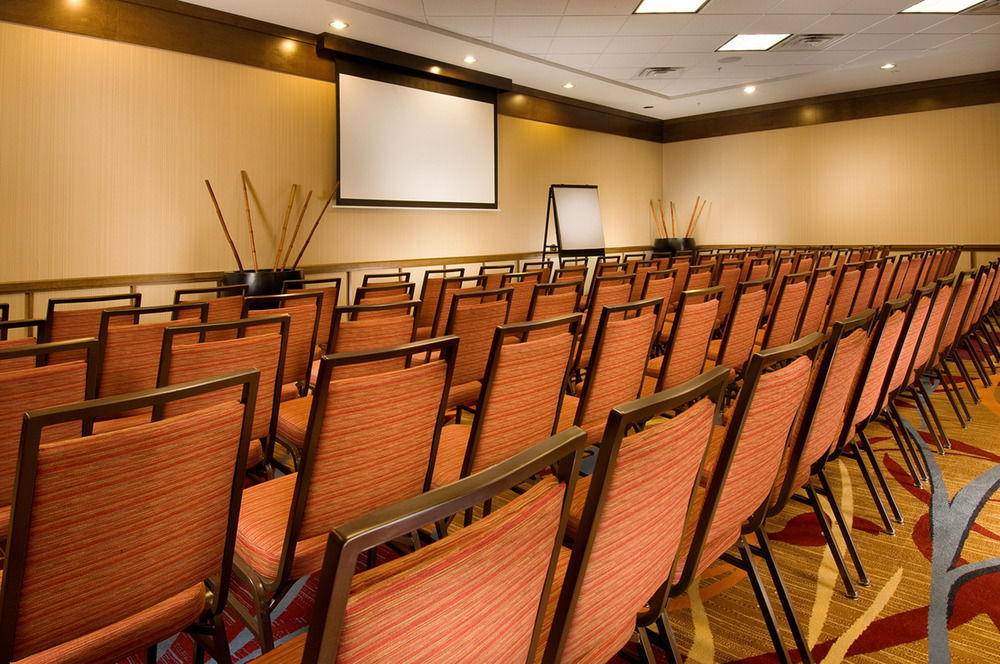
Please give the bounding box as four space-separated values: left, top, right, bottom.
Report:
337 73 497 208
551 185 605 254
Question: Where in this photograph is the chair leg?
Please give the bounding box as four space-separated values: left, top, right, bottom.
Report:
228 564 276 652
935 367 969 426
902 387 946 456
962 338 992 387
857 431 904 525
913 382 950 451
654 613 683 664
147 645 158 664
637 627 657 664
888 405 928 483
814 470 870 588
753 530 817 664
973 330 998 374
879 411 923 486
724 539 793 664
948 352 980 405
210 613 233 664
802 482 857 599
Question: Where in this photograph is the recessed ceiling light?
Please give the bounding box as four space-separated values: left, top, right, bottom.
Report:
563 82 574 89
643 105 655 109
329 19 348 30
464 55 477 64
881 63 896 70
902 0 985 12
718 34 790 51
280 40 295 54
430 66 441 74
744 85 757 94
634 0 709 13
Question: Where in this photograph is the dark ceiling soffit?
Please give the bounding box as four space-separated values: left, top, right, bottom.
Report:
317 33 512 92
662 70 1000 143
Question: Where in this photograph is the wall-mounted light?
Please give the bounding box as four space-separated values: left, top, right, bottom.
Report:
330 19 349 30
743 85 757 94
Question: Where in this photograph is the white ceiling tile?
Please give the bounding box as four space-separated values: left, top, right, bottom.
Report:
545 52 603 68
771 0 844 13
827 32 902 49
801 49 872 64
862 14 950 34
427 16 495 37
660 34 735 51
495 0 569 16
701 0 785 14
833 0 914 14
563 0 639 15
932 32 1000 49
555 15 628 36
887 32 958 49
422 0 496 17
919 15 1000 34
682 14 763 35
618 14 696 35
547 36 614 53
351 0 428 19
746 14 828 33
847 49 926 65
594 51 661 68
797 14 889 33
493 15 563 36
605 35 673 53
589 66 650 79
491 35 555 51
977 20 1000 34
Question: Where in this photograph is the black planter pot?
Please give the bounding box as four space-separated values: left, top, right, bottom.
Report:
652 237 696 255
222 269 304 297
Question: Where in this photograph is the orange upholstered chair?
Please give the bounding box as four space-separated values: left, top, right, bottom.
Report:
0 368 259 664
157 315 290 477
553 265 588 285
706 278 769 382
501 270 544 324
0 337 99 550
628 259 660 301
927 270 977 424
767 310 874 600
758 271 809 349
415 267 465 338
430 314 581 490
596 261 624 277
795 266 836 338
351 281 414 307
360 271 411 286
824 262 863 330
249 426 588 664
479 263 516 290
683 262 714 293
886 254 912 300
429 274 489 338
871 254 898 309
573 273 634 373
850 259 884 316
244 291 322 400
0 318 45 373
541 366 731 664
558 299 660 445
713 259 743 329
764 254 794 316
665 257 691 313
173 284 247 342
646 286 722 394
641 268 676 350
40 292 141 363
745 256 771 284
442 287 513 411
529 280 583 319
668 334 822 664
522 259 554 283
230 336 458 651
282 277 341 352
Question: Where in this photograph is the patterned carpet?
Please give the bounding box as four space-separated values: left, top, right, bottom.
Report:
128 357 1000 664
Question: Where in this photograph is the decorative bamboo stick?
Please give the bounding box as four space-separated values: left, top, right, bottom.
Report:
291 184 337 270
273 184 298 270
281 189 312 270
658 199 668 238
649 200 660 237
690 200 709 237
241 170 259 271
686 195 700 238
670 201 677 237
204 179 244 271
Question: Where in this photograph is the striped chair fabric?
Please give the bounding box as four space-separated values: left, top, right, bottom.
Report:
432 277 488 337
714 261 742 326
826 267 862 328
933 275 976 366
708 286 768 375
308 302 417 386
529 282 582 334
248 298 320 397
641 270 675 344
502 271 544 324
872 256 897 308
0 337 38 373
480 264 515 291
44 293 140 363
760 277 808 349
352 291 413 317
415 269 464 334
283 279 340 351
684 265 713 293
97 317 198 400
849 307 908 430
765 257 794 314
666 259 690 311
747 259 770 284
850 262 881 315
900 256 924 296
361 272 411 286
887 257 912 300
448 295 511 389
884 293 932 398
628 262 658 301
649 296 720 391
1 394 250 664
797 270 835 337
174 286 247 342
521 260 553 283
576 278 633 368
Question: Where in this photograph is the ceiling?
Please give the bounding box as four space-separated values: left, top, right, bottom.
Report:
183 0 1000 119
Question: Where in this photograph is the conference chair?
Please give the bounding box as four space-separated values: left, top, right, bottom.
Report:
886 254 913 301
527 281 584 338
248 426 588 664
824 262 862 331
640 268 676 348
0 368 258 664
795 266 836 338
816 248 835 269
665 256 690 313
562 256 588 268
244 291 322 399
705 279 769 386
899 253 926 297
351 281 415 307
429 314 580 490
553 265 587 284
0 318 45 372
793 250 816 273
595 261 624 277
415 267 465 338
927 270 977 425
500 270 544 324
646 286 722 394
0 337 99 551
173 283 248 341
429 274 489 338
767 310 875 600
574 273 634 375
764 254 795 317
157 315 290 477
871 254 898 309
479 263 515 290
360 271 411 286
713 259 743 329
229 337 458 651
442 287 513 411
557 299 660 445
522 259 553 283
757 271 809 350
666 333 823 664
955 262 999 388
628 258 660 301
683 262 714 292
40 292 141 363
746 255 771 284
541 366 731 664
850 259 885 315
282 277 341 352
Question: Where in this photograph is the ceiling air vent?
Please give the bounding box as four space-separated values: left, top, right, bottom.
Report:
965 0 1000 14
637 66 684 78
773 34 845 51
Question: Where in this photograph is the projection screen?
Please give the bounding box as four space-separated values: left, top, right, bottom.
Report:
337 72 497 208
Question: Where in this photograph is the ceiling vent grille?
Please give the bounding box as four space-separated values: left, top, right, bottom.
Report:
773 34 846 51
637 66 684 78
965 0 1000 14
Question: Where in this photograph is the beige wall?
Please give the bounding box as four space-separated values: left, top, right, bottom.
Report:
662 103 1000 247
0 21 662 284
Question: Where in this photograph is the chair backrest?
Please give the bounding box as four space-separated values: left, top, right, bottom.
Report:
433 275 489 337
760 271 810 349
416 268 465 329
352 282 415 307
795 266 835 338
887 255 912 300
445 288 513 387
245 291 322 391
96 303 209 400
714 279 769 376
816 249 834 269
572 299 660 440
641 268 676 344
793 251 816 274
157 315 289 446
0 338 100 522
575 275 634 369
42 293 142 363
824 262 863 330
666 257 691 311
684 263 714 293
562 257 588 268
765 255 794 313
461 315 581 478
361 271 411 286
521 260 553 283
283 278 342 351
296 426 587 664
528 281 583 338
871 254 897 308
0 369 257 664
907 275 955 388
628 259 660 301
543 367 730 664
899 254 924 296
501 270 544 324
656 286 722 391
0 319 45 373
287 337 460 581
326 301 419 381
596 262 624 277
173 284 247 342
933 270 975 364
769 310 873 515
673 333 821 591
553 265 587 284
479 264 516 291
746 256 771 284
877 283 936 412
850 259 884 316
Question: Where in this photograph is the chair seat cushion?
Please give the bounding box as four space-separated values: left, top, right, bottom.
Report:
415 326 432 340
234 474 327 581
706 337 722 362
556 395 607 446
446 380 481 410
12 578 205 664
429 424 473 489
91 413 152 434
276 395 312 449
644 355 662 379
280 382 301 402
